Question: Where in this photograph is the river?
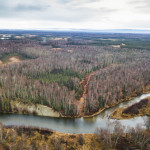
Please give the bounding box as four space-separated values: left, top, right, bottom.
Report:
0 93 150 133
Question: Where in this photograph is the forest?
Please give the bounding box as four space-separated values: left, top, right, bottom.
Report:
0 31 149 116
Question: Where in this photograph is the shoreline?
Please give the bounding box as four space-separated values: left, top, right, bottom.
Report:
0 85 149 119
84 84 150 118
1 101 61 118
110 108 150 120
110 96 150 120
1 124 150 149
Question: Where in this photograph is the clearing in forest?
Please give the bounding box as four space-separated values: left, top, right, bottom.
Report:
8 56 21 64
111 45 121 48
0 56 22 65
77 70 100 116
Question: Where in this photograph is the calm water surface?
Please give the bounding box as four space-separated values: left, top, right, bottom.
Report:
0 93 150 133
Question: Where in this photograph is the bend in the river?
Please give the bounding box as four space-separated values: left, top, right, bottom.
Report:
0 93 150 134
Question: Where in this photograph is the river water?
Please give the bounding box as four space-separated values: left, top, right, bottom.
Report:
0 93 150 133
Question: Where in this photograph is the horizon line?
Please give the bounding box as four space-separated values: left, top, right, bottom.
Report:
0 28 150 34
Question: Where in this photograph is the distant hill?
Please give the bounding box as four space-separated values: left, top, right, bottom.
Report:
65 29 150 34
0 28 150 34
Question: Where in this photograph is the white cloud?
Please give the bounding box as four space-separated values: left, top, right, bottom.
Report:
0 0 149 30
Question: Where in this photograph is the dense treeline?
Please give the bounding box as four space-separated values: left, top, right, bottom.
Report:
0 32 150 116
85 61 150 114
0 74 78 115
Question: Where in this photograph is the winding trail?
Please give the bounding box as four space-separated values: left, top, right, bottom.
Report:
77 70 100 116
76 65 115 117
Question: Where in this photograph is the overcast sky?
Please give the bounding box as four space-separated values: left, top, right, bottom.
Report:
0 0 150 30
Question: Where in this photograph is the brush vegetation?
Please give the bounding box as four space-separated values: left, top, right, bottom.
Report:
0 120 150 150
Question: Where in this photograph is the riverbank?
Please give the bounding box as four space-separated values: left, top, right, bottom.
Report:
111 96 150 119
84 84 150 118
10 101 61 117
0 124 150 150
0 93 150 134
1 84 150 119
0 125 96 150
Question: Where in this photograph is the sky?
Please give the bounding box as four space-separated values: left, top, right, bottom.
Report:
0 0 150 30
